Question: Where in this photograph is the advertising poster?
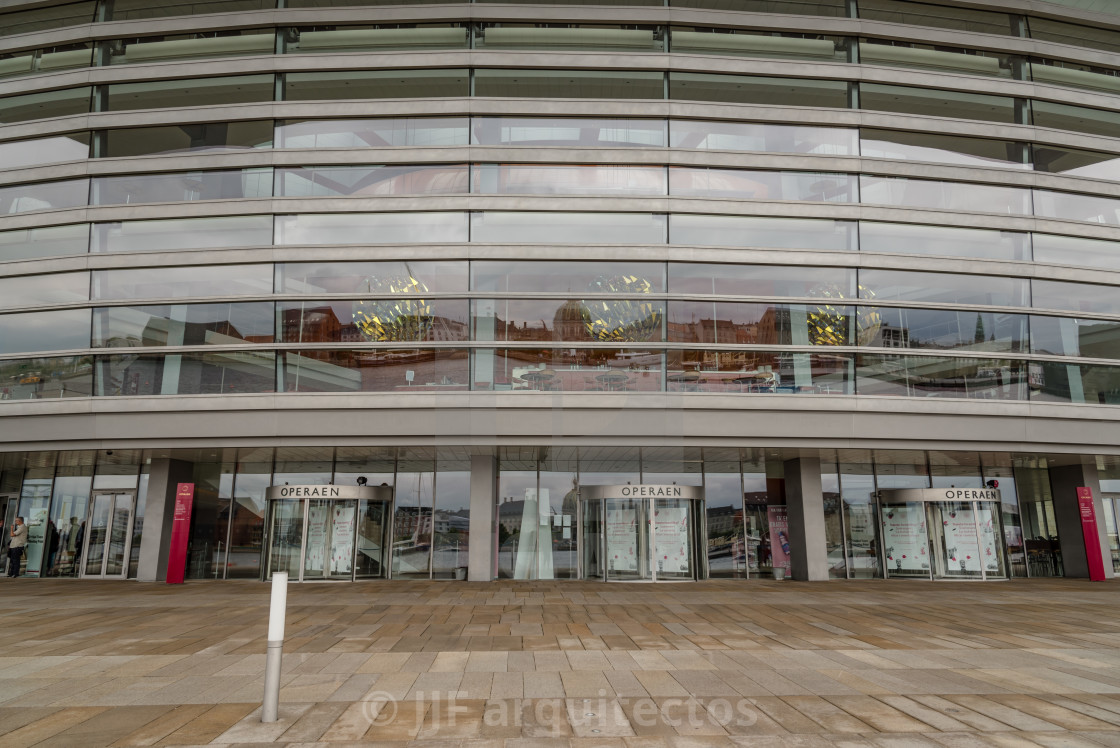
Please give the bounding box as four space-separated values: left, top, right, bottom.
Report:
767 506 791 573
942 506 982 573
653 504 690 574
331 504 355 574
166 483 194 584
605 505 638 572
881 504 929 574
305 505 327 572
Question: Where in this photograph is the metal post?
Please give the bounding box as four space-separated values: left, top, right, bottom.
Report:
261 571 288 723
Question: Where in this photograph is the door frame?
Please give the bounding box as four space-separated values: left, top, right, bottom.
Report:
0 493 17 575
79 491 137 579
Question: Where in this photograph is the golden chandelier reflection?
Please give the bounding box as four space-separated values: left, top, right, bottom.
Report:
581 274 662 342
807 283 882 347
352 274 433 342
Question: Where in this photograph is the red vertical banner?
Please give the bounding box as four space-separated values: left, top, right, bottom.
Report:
166 482 194 584
1077 487 1107 582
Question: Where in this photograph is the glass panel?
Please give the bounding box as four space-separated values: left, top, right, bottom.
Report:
541 461 579 580
0 179 87 214
929 501 983 579
670 73 848 108
106 30 274 64
859 0 1013 35
859 223 1030 261
653 498 693 580
860 129 1027 169
670 214 856 251
581 500 603 579
93 303 275 348
2 43 91 76
0 272 89 310
103 121 273 157
275 212 468 245
42 472 92 578
473 116 665 147
1030 316 1120 360
304 499 356 580
860 84 1017 124
1033 145 1120 181
672 28 846 61
1104 498 1120 573
1035 190 1120 226
477 23 661 52
667 301 853 346
281 350 469 393
483 349 663 392
0 224 89 263
92 265 271 300
0 133 89 169
1031 59 1120 95
106 76 273 112
859 269 1030 307
278 260 466 294
285 70 468 100
0 309 91 355
0 87 91 124
92 170 272 205
1030 362 1120 404
392 465 433 579
104 494 131 576
278 117 468 148
0 356 94 400
863 308 1027 354
185 461 231 580
432 468 469 579
669 262 855 297
471 212 666 245
355 499 389 579
96 351 276 396
92 216 273 253
704 461 745 579
605 498 648 580
1033 233 1120 271
278 165 468 197
880 502 930 578
474 164 666 196
1032 279 1120 315
477 298 661 343
670 168 856 202
667 350 852 394
672 121 855 156
279 300 468 343
107 0 273 20
856 354 1028 400
475 69 664 99
83 494 112 575
287 24 468 53
1032 101 1120 139
977 501 1005 578
267 499 303 580
860 40 1014 78
860 177 1030 216
838 463 879 578
472 260 663 293
1029 16 1120 55
229 454 268 579
500 468 537 580
128 470 147 579
288 0 467 7
673 0 845 12
0 2 96 37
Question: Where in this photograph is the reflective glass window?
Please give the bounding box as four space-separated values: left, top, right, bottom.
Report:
92 170 272 205
1034 190 1120 226
859 270 1030 308
475 69 664 99
1032 101 1120 139
0 87 90 124
0 356 93 400
1030 362 1120 405
669 263 855 298
670 214 856 251
860 129 1027 169
278 300 468 343
275 212 468 245
278 117 468 148
1033 145 1120 181
105 30 274 64
93 303 275 348
670 73 848 108
105 76 274 112
477 23 662 52
860 176 1030 215
1028 16 1120 55
0 271 89 309
672 28 846 61
0 44 92 78
1031 59 1120 95
0 133 89 169
481 349 663 392
667 350 852 394
102 121 274 157
475 299 663 343
286 24 467 53
1031 316 1120 360
92 216 273 253
285 70 468 100
0 224 89 263
671 168 856 202
1032 279 1120 316
1032 233 1120 271
668 301 853 346
92 265 271 301
0 179 87 214
671 120 856 156
474 164 666 196
289 0 486 5
471 212 666 245
671 0 846 15
96 351 276 396
281 349 468 392
859 40 1014 78
859 223 1030 261
472 117 665 147
861 308 1028 353
0 309 91 355
471 260 664 293
861 84 1017 124
277 165 468 197
856 355 1027 400
277 260 467 294
106 0 274 20
392 456 434 579
858 0 1014 35
0 2 95 37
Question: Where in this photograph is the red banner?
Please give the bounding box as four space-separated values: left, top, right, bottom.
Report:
166 482 194 584
1077 487 1107 582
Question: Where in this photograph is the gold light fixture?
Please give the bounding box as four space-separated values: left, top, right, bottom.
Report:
807 283 881 347
581 274 662 342
352 274 433 342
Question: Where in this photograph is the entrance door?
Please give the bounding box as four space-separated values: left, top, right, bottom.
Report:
81 493 135 578
304 499 357 580
582 495 703 581
880 502 932 579
928 501 984 579
605 498 648 581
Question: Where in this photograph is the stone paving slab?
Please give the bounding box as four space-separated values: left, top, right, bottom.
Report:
0 579 1119 746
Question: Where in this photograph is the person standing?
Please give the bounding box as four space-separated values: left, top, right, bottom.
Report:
8 517 27 578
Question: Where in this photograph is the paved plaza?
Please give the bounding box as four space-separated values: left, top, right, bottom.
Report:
1 579 1120 747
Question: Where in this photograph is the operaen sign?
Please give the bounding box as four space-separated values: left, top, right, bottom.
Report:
581 484 703 500
264 485 389 501
877 487 1001 503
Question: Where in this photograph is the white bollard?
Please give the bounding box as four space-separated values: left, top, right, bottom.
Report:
261 571 288 723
